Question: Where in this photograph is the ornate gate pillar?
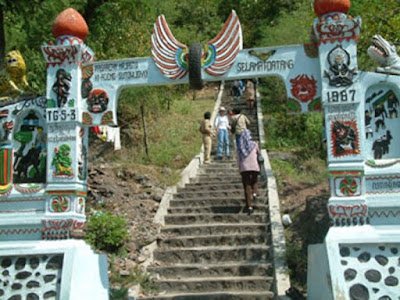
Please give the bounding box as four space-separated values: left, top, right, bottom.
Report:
41 9 94 238
0 9 108 299
308 2 400 299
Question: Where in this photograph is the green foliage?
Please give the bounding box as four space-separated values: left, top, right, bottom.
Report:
87 0 152 59
109 264 158 297
271 156 328 189
285 238 307 283
163 0 222 45
218 0 298 47
85 212 128 253
349 0 400 71
115 91 214 173
109 287 128 300
303 112 324 156
1 0 400 95
2 0 88 91
258 0 314 47
260 77 325 158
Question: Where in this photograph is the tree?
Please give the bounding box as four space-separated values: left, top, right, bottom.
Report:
0 0 87 91
0 6 5 65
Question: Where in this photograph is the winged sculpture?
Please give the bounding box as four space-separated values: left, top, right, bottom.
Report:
151 10 242 86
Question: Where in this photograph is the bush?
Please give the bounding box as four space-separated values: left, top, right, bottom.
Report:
85 212 128 253
109 264 158 298
260 77 325 159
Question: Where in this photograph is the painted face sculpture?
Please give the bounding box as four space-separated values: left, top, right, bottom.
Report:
87 89 109 113
290 75 317 103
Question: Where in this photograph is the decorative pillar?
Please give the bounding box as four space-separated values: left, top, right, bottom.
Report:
0 8 108 300
308 1 400 299
314 0 364 226
41 8 94 238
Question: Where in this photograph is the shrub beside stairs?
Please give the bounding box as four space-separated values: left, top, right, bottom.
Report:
139 84 276 299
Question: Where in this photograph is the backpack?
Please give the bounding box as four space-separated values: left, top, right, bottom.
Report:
230 115 240 134
199 120 208 134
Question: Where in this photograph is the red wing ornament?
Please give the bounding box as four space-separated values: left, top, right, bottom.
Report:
151 15 189 79
204 10 243 76
151 11 242 79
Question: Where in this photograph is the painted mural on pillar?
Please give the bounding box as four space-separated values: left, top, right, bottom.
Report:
330 119 359 157
365 86 400 161
324 45 357 87
13 111 47 183
51 144 73 178
52 68 72 108
50 195 71 213
0 96 47 196
313 11 361 44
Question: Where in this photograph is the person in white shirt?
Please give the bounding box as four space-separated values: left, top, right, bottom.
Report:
214 106 231 160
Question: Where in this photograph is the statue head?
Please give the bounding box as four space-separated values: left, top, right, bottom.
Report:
87 89 109 113
5 50 26 77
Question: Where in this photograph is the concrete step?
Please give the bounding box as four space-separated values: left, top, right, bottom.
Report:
153 276 274 294
203 160 237 166
173 189 244 199
193 175 243 183
154 245 271 264
168 198 266 208
147 262 273 279
199 163 238 169
161 223 269 237
192 176 266 186
179 182 244 191
158 233 267 248
197 169 240 176
139 291 275 300
202 162 238 168
167 204 268 214
164 213 268 226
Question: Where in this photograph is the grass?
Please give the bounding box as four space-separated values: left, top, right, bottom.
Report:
270 156 328 190
104 86 216 186
109 265 159 299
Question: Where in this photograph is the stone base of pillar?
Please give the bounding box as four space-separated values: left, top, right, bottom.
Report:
0 240 108 300
308 226 400 299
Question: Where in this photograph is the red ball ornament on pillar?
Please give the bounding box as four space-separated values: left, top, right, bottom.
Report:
52 8 89 40
313 0 351 17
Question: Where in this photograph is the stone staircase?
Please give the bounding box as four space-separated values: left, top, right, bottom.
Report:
140 82 275 299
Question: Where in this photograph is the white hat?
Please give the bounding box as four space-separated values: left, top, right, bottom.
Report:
219 106 226 111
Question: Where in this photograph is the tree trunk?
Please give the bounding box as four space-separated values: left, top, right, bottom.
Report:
140 104 149 158
0 6 6 68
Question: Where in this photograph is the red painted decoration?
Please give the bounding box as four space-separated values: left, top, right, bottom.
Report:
290 74 317 103
314 0 351 16
52 8 89 40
